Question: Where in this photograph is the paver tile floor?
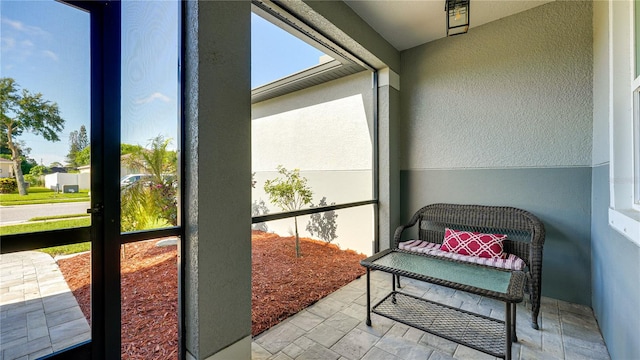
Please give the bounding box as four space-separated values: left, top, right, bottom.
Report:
0 251 90 360
252 270 611 360
0 251 611 360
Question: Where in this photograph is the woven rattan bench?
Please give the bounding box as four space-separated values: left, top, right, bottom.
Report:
394 203 545 329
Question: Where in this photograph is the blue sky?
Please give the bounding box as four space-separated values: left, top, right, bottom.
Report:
1 1 325 166
1 0 90 166
251 13 325 88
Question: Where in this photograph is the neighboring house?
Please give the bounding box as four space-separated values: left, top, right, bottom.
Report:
120 153 146 177
77 164 90 174
0 158 13 178
76 158 146 179
44 172 90 191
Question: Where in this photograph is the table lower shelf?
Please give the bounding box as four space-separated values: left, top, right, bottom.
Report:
372 291 507 358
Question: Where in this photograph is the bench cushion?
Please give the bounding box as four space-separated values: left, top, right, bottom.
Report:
399 240 525 271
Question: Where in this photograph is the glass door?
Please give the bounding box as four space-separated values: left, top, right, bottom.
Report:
0 0 94 358
1 1 182 358
119 1 181 358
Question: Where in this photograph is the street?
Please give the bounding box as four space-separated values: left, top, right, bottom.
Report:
0 202 90 225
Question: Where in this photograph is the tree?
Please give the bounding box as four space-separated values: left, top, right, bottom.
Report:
77 125 88 150
264 165 313 257
25 164 50 187
306 197 338 244
75 146 90 166
0 78 65 195
67 125 89 167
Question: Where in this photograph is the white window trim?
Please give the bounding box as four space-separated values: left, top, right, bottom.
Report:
609 0 640 247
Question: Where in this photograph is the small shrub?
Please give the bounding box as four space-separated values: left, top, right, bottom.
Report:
264 165 313 257
0 178 18 194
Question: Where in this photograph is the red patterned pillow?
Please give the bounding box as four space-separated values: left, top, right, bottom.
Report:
440 228 506 259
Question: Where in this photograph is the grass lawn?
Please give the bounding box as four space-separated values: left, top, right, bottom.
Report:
1 217 91 256
0 218 90 235
40 242 91 256
0 187 90 206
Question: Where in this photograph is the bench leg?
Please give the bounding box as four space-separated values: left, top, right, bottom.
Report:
505 302 512 360
366 268 371 326
512 302 518 342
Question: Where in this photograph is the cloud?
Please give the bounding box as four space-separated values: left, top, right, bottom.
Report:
135 92 172 105
1 17 47 36
42 50 58 61
1 17 49 61
1 37 16 50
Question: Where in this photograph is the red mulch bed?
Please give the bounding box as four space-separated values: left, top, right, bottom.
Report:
57 230 366 359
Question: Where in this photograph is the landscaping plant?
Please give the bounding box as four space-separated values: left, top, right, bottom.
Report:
121 135 177 232
0 178 17 194
263 165 312 257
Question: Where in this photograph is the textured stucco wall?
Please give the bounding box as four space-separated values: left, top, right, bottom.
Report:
401 167 593 305
400 1 593 170
592 0 609 167
184 1 252 358
591 2 640 358
252 71 373 172
591 165 640 359
378 84 401 251
251 72 375 255
397 1 594 305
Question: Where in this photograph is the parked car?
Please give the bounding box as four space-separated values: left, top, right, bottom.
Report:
120 174 151 187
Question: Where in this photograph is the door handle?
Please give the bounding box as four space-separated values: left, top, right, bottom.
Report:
87 203 104 215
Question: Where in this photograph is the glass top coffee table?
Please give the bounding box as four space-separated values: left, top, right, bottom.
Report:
360 249 525 360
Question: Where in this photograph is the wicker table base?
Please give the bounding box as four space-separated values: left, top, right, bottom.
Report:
361 250 524 360
373 291 507 357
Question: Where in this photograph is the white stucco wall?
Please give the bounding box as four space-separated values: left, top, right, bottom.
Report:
252 71 374 172
251 71 375 254
44 173 90 190
400 1 593 170
252 170 374 255
252 94 372 172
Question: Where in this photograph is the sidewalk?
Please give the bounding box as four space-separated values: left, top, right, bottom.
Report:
0 251 90 359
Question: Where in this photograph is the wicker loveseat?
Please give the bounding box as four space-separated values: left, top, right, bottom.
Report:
393 203 546 329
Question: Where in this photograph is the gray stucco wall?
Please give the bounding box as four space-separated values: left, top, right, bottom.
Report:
591 165 640 359
184 1 252 358
378 84 400 251
401 167 592 305
400 1 592 169
399 1 593 304
591 2 640 358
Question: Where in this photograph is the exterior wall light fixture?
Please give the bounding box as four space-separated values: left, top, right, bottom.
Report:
445 0 470 36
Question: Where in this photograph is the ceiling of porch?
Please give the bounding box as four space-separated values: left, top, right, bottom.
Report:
344 0 555 51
